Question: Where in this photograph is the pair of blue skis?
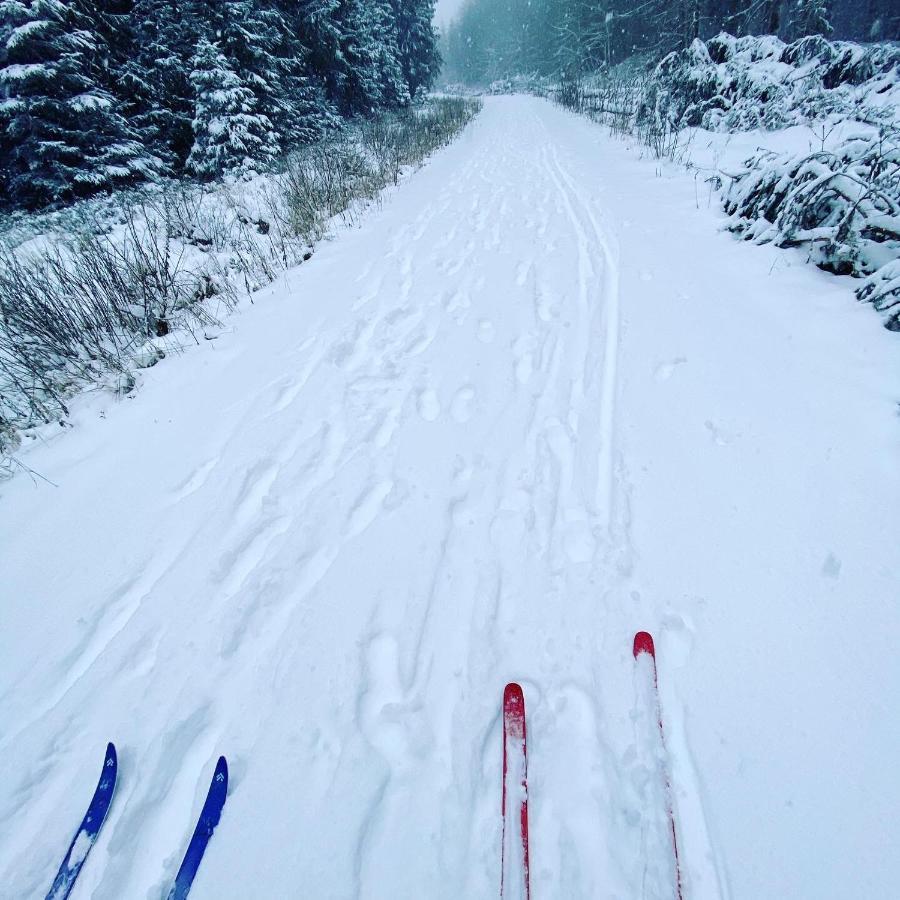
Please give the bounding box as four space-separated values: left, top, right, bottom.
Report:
46 743 228 900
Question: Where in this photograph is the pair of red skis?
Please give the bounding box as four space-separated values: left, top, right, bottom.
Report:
500 631 682 899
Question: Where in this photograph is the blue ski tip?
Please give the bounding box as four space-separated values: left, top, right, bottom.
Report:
46 742 118 900
166 755 228 900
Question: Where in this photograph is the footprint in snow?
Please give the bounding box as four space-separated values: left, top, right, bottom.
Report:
360 633 430 765
477 319 495 344
704 419 738 446
452 456 474 487
513 335 536 385
660 613 694 666
417 388 441 422
536 292 557 323
654 357 687 382
516 260 532 287
563 518 596 564
821 552 841 579
450 386 476 424
446 290 471 324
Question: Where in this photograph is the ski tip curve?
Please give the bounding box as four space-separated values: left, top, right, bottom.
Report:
503 682 525 706
105 743 117 767
633 631 656 659
209 756 228 799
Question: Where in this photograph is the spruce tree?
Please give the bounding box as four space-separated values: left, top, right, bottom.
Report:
0 2 19 193
220 0 336 147
790 0 833 37
218 0 283 139
371 0 410 107
272 39 338 146
186 37 279 179
0 0 156 208
121 0 204 172
335 0 391 113
392 0 441 99
293 0 344 107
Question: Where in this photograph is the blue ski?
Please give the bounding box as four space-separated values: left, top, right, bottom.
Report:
166 755 228 900
46 742 118 900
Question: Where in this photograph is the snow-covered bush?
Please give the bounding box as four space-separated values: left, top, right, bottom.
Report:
606 32 900 329
857 259 900 323
277 144 380 243
276 98 482 241
724 130 900 328
639 33 900 133
361 97 484 184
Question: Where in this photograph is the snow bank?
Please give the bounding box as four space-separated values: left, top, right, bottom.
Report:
723 131 900 328
637 33 900 329
560 34 900 330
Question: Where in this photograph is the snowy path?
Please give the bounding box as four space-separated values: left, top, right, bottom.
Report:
1 96 899 899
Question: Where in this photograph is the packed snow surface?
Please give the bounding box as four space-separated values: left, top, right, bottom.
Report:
1 96 899 899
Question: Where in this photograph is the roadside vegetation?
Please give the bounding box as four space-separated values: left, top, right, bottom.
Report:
0 97 482 462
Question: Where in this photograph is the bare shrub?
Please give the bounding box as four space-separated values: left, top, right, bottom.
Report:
277 97 481 237
0 96 482 457
361 97 482 184
0 207 236 449
278 143 381 241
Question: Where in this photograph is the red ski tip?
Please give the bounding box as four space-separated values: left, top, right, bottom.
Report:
633 630 656 659
503 683 526 737
501 682 530 898
503 682 525 707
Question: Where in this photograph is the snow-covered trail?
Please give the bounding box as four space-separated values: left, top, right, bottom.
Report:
1 96 899 900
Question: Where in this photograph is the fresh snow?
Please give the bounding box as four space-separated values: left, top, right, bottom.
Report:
501 730 528 897
1 95 899 899
67 829 94 870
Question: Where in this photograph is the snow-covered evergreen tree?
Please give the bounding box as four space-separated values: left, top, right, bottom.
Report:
186 37 279 179
790 0 833 37
392 0 441 99
294 0 344 103
121 0 203 172
335 0 392 113
0 0 440 207
217 1 282 138
371 0 411 107
273 40 338 145
0 2 17 192
0 0 156 207
219 0 336 147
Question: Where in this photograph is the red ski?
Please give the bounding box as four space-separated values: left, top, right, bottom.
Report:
501 683 530 899
633 631 683 900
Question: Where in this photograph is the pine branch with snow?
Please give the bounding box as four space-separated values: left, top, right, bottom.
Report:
186 38 279 180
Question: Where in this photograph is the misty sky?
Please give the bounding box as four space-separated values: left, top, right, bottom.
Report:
435 0 465 27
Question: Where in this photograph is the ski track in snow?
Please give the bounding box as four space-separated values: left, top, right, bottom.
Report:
1 96 899 899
